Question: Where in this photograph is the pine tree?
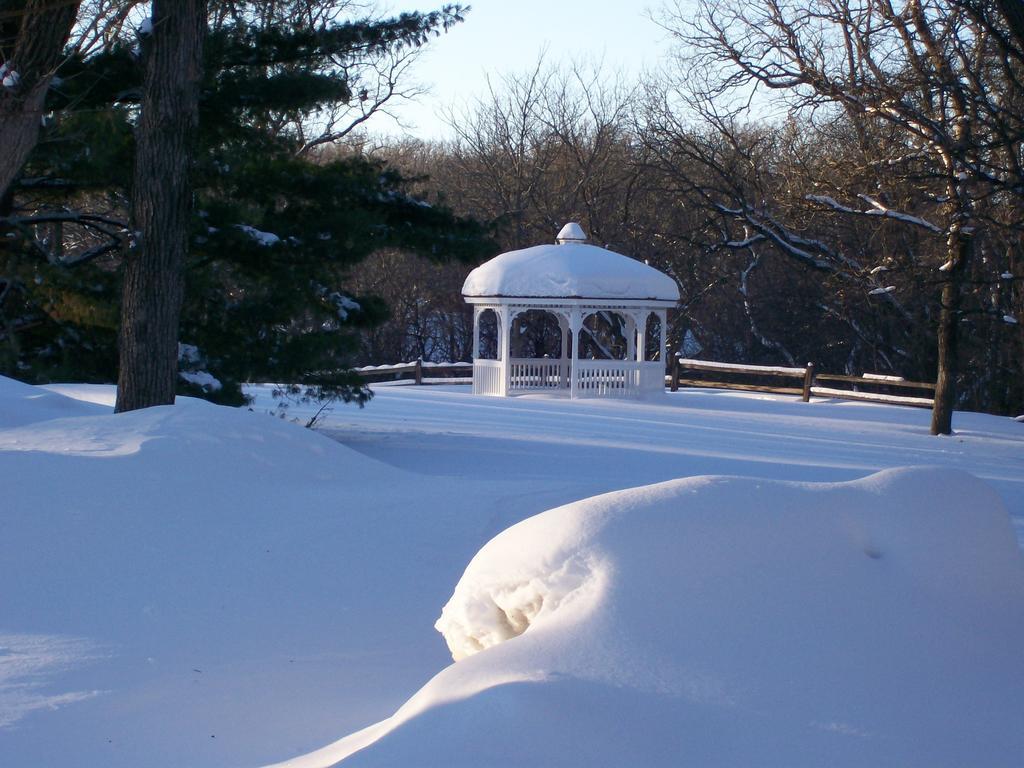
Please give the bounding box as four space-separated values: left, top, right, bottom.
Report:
2 1 491 406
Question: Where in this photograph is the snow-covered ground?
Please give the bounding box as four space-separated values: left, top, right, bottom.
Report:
283 469 1024 768
2 378 1022 767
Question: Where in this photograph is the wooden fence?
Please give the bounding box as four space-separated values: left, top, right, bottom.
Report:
670 357 935 408
353 360 472 385
354 357 937 409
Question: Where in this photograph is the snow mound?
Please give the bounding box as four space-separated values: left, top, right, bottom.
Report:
0 375 109 427
0 389 386 476
462 241 679 300
289 468 1024 768
436 547 598 661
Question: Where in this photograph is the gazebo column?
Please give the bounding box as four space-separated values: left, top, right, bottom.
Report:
472 306 482 359
628 310 646 392
471 306 482 396
568 307 582 399
498 306 513 396
557 313 570 388
634 311 648 362
658 309 668 366
625 313 636 362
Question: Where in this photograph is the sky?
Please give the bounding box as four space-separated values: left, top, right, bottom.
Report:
376 0 677 140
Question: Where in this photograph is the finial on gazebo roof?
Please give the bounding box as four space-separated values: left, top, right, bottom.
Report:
556 222 587 244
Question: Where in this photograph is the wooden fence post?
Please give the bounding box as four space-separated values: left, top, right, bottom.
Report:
414 358 423 385
670 355 680 392
802 362 815 402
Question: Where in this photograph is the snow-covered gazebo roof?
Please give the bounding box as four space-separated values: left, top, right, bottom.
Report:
463 223 679 399
462 223 679 302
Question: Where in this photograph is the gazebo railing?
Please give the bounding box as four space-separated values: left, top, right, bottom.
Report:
472 359 503 396
509 358 566 391
638 361 666 392
575 360 635 396
575 360 664 397
475 357 666 397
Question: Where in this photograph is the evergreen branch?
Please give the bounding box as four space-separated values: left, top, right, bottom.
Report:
2 210 126 264
16 176 77 188
3 210 126 229
209 7 468 70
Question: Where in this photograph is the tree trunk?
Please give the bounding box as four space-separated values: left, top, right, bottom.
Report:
0 0 80 199
930 233 970 435
115 0 206 413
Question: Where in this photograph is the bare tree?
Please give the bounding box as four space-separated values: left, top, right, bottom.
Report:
659 0 1024 433
439 60 562 248
636 89 937 370
68 1 145 57
431 59 665 255
349 249 473 364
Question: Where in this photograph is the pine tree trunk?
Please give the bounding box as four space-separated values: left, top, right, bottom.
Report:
115 0 206 413
0 1 80 200
930 233 969 435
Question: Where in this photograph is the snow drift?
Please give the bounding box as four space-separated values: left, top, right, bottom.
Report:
281 468 1024 768
0 374 108 427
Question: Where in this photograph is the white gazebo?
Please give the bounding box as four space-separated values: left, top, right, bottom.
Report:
463 223 680 398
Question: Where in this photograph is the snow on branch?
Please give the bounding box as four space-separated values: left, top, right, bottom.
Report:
724 234 766 249
805 195 848 212
714 202 862 273
806 194 941 233
714 203 828 269
235 224 281 246
857 195 942 233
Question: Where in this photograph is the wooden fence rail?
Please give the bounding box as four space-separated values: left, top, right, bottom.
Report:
353 360 472 385
670 357 935 408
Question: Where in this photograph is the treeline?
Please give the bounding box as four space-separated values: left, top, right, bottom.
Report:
2 0 1020 427
357 0 1023 425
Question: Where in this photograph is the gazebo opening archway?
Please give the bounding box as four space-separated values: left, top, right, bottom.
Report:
511 309 564 360
476 307 499 360
644 312 663 362
579 310 629 361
